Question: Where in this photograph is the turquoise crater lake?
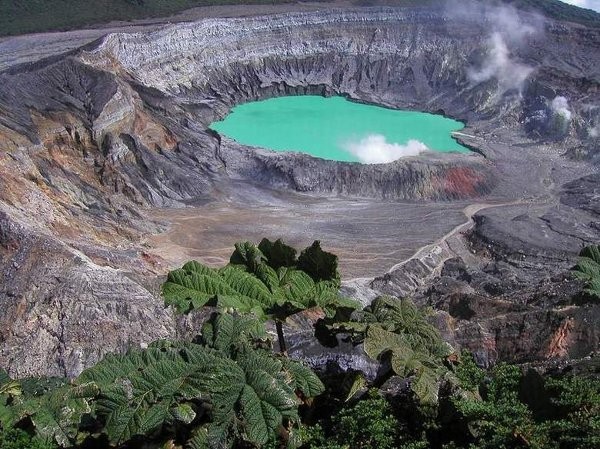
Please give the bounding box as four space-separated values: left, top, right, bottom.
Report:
210 96 469 164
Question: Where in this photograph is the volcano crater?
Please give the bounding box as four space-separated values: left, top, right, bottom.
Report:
0 5 599 377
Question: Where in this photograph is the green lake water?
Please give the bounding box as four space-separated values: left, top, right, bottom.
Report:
210 96 469 164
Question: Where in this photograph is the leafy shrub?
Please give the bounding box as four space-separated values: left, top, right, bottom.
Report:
301 390 401 449
0 428 56 449
163 239 358 352
543 375 600 449
573 244 600 298
0 370 96 448
325 296 450 404
453 362 554 449
454 350 485 392
450 354 600 449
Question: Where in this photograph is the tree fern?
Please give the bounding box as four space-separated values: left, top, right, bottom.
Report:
162 239 358 352
573 244 600 298
72 313 324 448
326 296 450 404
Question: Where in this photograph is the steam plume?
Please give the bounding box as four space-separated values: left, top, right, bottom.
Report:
551 96 572 123
546 96 573 136
467 32 534 94
342 134 427 164
448 1 542 95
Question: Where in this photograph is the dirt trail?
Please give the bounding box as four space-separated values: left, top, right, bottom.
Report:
345 200 535 287
383 202 517 273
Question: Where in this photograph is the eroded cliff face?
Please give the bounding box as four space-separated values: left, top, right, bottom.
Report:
0 5 598 376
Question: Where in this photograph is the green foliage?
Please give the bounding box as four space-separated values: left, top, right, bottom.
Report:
77 345 209 445
454 350 485 392
163 239 351 317
80 312 322 448
297 241 341 287
0 370 21 398
297 424 346 449
453 362 554 449
1 236 599 449
163 239 358 351
573 244 600 298
543 375 600 449
333 391 399 449
301 390 401 449
0 1 295 37
199 310 268 352
258 238 298 270
450 354 600 449
334 297 449 358
328 297 450 404
197 313 324 447
0 372 97 448
0 428 57 449
299 356 598 449
0 313 323 449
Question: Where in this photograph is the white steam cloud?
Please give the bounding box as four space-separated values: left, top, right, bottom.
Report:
549 96 573 135
467 32 534 94
551 96 572 122
342 134 428 164
449 1 542 95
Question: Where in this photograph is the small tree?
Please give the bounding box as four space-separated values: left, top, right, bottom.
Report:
322 296 451 404
162 239 358 353
0 313 325 449
77 312 324 448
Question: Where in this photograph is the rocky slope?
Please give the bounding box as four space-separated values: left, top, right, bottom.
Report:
0 2 599 377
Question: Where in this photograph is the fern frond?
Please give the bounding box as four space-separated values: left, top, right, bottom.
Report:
187 426 209 449
258 238 298 270
574 244 600 297
280 359 325 398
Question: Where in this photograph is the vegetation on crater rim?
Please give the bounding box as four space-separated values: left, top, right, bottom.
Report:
0 240 597 448
573 244 600 298
1 0 599 37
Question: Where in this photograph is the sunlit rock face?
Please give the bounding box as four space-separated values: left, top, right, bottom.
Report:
0 4 599 377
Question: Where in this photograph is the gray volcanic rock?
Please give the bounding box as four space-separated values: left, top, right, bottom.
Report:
0 4 598 376
222 140 494 200
0 210 175 378
365 170 600 367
